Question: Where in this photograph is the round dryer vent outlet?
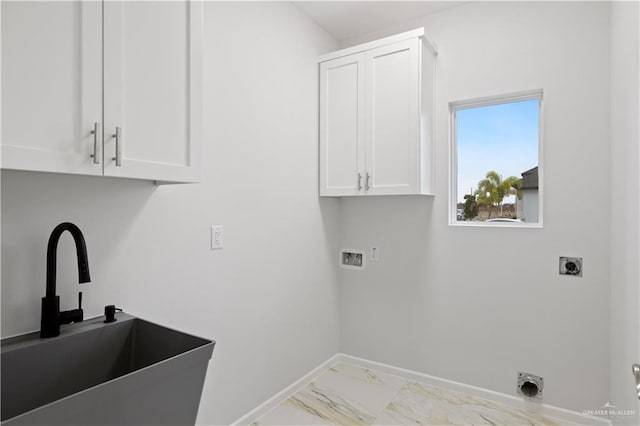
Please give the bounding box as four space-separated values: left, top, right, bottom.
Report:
517 372 543 399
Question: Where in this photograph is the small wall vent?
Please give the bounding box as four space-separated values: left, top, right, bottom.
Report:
518 372 543 399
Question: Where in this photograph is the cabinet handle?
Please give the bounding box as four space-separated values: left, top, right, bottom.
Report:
357 173 362 191
365 173 371 191
112 127 122 167
633 364 640 399
90 122 101 164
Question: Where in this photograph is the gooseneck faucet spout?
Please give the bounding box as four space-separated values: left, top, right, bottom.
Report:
41 222 91 338
46 223 91 297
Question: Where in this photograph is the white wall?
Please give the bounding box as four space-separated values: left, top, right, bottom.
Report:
337 2 612 412
3 0 630 421
610 1 640 424
1 2 340 424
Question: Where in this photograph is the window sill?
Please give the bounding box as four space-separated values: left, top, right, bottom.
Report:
449 221 543 229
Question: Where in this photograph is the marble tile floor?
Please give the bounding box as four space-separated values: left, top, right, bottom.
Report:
250 362 577 426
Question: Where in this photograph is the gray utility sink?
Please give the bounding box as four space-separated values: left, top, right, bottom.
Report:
1 313 215 425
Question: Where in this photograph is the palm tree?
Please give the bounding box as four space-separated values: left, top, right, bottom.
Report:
474 171 522 218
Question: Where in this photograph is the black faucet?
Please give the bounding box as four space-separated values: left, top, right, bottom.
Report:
40 222 91 338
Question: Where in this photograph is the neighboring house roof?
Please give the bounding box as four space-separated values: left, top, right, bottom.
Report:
521 166 538 190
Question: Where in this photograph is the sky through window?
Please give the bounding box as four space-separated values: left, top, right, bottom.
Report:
456 99 539 204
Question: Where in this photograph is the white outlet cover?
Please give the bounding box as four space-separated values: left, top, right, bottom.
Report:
370 247 379 261
211 225 224 250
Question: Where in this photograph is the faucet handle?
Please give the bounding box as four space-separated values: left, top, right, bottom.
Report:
58 294 84 325
75 291 84 321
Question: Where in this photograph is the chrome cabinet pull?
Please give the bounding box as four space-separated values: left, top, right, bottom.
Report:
365 173 371 191
112 127 122 167
632 364 640 399
90 122 101 164
357 173 362 191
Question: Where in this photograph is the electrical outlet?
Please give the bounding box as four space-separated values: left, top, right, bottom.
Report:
211 226 224 250
370 247 379 261
559 256 582 276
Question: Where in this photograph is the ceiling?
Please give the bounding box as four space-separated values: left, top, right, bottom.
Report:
295 1 464 41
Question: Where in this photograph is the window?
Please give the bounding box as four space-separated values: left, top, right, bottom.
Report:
450 90 542 226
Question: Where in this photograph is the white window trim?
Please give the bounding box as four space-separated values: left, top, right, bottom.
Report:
449 89 544 228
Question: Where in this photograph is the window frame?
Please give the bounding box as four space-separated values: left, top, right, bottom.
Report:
449 89 544 228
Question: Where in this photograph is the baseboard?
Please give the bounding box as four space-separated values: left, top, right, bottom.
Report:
230 353 342 425
232 352 611 426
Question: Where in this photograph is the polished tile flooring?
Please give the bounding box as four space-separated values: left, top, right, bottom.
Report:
250 362 573 425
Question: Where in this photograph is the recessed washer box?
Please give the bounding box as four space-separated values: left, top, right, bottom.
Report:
339 249 366 270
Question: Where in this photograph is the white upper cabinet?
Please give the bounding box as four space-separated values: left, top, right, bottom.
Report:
1 1 202 184
1 1 103 176
318 29 436 197
365 38 420 195
102 1 202 182
319 53 366 197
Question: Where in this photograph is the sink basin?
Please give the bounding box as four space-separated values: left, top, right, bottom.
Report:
1 314 215 425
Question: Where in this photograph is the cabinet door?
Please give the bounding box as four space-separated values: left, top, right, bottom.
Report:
103 0 202 183
1 1 103 175
365 38 420 195
319 53 366 196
